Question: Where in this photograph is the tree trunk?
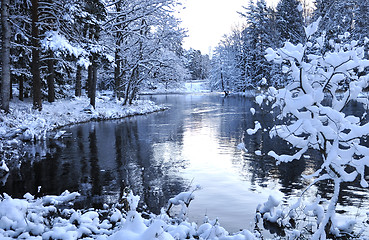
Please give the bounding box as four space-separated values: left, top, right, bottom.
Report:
75 65 82 97
114 50 121 100
9 77 12 100
90 55 97 108
31 0 42 110
47 51 55 102
1 0 11 112
19 75 24 101
87 63 92 98
128 87 137 105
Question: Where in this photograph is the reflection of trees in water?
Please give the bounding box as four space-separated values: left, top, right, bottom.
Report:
1 111 189 213
88 128 102 198
67 116 190 213
0 139 70 198
130 109 188 213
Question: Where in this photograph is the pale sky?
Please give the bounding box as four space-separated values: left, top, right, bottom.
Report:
177 0 280 55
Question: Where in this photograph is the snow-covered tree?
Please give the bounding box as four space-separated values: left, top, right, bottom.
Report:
210 27 244 93
312 0 355 53
146 15 189 89
104 0 185 104
263 18 369 238
352 0 369 41
1 0 187 110
276 0 305 45
185 49 210 80
240 0 278 88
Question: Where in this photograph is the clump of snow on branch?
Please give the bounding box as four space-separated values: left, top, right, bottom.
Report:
42 31 86 57
246 121 261 135
41 31 90 68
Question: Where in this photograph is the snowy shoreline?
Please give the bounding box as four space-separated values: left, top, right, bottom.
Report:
1 95 167 140
0 94 167 172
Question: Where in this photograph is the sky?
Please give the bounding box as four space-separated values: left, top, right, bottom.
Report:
177 0 280 55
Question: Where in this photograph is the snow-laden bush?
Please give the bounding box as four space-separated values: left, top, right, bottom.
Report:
0 189 260 240
250 17 369 239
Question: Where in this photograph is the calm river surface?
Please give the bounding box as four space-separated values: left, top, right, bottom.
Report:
2 93 369 233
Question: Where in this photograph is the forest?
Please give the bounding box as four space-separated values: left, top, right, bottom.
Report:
0 0 211 112
2 0 368 112
210 0 369 93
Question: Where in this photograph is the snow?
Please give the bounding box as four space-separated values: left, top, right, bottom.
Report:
337 219 356 233
246 121 261 135
41 31 87 60
237 142 248 152
297 4 303 12
0 191 263 240
184 80 210 93
0 160 9 176
304 17 321 38
255 95 264 106
0 95 166 145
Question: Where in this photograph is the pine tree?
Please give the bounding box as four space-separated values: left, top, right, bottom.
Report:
314 0 355 40
353 0 369 41
83 0 106 108
276 0 305 45
240 0 277 88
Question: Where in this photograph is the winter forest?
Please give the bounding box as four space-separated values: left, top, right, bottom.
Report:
1 0 369 239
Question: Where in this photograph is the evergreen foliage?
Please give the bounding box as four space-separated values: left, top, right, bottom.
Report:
276 0 305 45
210 0 369 91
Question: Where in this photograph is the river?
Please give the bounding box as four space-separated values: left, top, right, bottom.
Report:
1 93 369 233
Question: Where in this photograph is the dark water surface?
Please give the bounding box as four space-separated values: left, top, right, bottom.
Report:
1 93 369 233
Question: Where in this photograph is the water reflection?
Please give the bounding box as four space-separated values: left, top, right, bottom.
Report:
1 93 369 234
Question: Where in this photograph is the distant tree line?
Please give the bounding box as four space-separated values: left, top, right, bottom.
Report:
184 49 210 80
210 0 369 93
0 0 191 111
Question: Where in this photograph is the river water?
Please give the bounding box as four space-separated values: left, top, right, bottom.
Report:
1 93 369 233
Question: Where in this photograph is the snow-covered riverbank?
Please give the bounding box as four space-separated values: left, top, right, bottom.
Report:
0 93 167 174
1 95 166 142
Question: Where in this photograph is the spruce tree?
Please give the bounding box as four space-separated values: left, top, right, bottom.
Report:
240 0 277 87
353 0 369 41
276 0 305 45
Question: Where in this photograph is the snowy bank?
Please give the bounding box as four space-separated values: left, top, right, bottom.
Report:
141 80 211 95
0 94 167 173
0 95 166 143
